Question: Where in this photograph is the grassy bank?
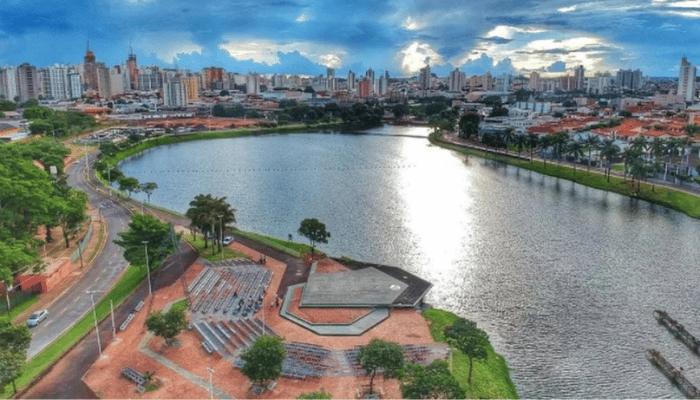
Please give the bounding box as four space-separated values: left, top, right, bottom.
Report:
4 264 148 398
103 123 342 166
423 308 518 399
430 133 700 219
182 234 250 261
233 229 314 258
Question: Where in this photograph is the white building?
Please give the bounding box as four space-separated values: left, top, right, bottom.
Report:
449 68 466 92
163 78 188 107
246 73 260 95
678 56 696 103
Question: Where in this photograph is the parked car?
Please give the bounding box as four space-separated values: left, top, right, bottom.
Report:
222 236 234 245
27 310 48 327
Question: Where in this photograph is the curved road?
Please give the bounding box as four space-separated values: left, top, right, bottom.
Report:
27 152 132 358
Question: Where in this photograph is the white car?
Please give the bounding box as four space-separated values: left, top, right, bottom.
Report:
222 236 234 245
27 310 48 327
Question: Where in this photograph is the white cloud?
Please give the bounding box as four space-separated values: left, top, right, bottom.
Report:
402 16 423 31
296 12 309 22
664 9 700 17
399 42 442 74
136 32 202 63
219 38 347 68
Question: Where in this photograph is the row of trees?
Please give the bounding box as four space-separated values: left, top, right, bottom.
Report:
236 317 489 398
0 140 89 288
23 106 97 137
458 115 700 189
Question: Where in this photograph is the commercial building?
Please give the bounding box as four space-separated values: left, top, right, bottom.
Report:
677 56 696 103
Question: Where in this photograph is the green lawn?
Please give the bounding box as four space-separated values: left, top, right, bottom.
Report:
2 264 148 398
183 234 250 261
422 309 518 399
170 298 188 313
233 229 316 258
0 294 40 324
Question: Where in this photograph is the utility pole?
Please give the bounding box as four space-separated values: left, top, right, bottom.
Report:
87 291 103 357
143 241 152 297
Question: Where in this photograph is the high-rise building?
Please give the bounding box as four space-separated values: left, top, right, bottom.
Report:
378 75 388 95
246 73 260 95
17 63 38 102
39 64 81 100
449 68 465 92
182 75 200 103
494 74 511 92
163 77 188 107
365 68 375 95
678 56 696 103
96 62 111 99
110 65 126 97
0 66 20 101
529 71 540 91
138 66 163 91
616 69 643 91
418 64 431 92
83 44 99 95
482 72 492 90
574 65 585 91
203 67 225 90
126 45 139 91
358 77 372 98
347 70 356 92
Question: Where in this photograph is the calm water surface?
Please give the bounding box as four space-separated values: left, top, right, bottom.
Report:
121 125 700 398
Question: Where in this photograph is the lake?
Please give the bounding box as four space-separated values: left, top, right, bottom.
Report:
120 125 700 398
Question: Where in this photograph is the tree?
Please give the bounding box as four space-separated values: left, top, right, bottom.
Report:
566 140 584 174
118 176 140 198
145 307 188 346
185 194 236 251
600 139 620 182
583 134 601 171
444 318 489 384
458 114 480 140
140 182 158 203
297 218 330 255
0 320 30 393
514 133 527 156
392 104 409 121
527 134 539 162
240 335 286 388
114 214 178 280
400 360 465 399
357 338 405 394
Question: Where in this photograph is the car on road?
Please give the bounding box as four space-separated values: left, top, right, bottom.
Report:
27 310 48 327
222 236 234 245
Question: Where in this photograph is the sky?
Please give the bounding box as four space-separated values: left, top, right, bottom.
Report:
0 0 699 78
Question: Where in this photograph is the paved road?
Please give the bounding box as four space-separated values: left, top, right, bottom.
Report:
20 241 198 399
27 152 132 359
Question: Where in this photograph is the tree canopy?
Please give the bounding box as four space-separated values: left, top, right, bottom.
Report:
240 335 286 388
185 194 236 251
145 307 188 345
297 218 330 255
400 360 465 399
0 320 31 393
444 318 489 384
114 214 178 274
357 338 405 394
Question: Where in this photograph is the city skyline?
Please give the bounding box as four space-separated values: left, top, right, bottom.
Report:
1 1 699 78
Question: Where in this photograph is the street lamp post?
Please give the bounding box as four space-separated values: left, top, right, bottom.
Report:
206 367 215 399
143 241 152 297
88 291 103 358
219 215 223 260
110 299 116 337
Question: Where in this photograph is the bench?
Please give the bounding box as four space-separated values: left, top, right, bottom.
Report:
121 366 145 385
202 340 215 354
134 300 145 312
120 313 135 331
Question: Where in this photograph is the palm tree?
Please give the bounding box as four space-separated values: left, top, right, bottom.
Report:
622 147 643 184
600 139 620 182
584 134 601 172
502 127 515 154
514 133 527 156
553 131 570 164
527 134 539 162
567 141 585 174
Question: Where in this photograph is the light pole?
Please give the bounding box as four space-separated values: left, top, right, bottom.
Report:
107 166 114 197
143 241 152 297
110 299 116 337
87 291 103 358
219 215 223 260
206 366 215 399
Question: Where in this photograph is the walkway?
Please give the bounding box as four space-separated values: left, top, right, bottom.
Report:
139 333 234 399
